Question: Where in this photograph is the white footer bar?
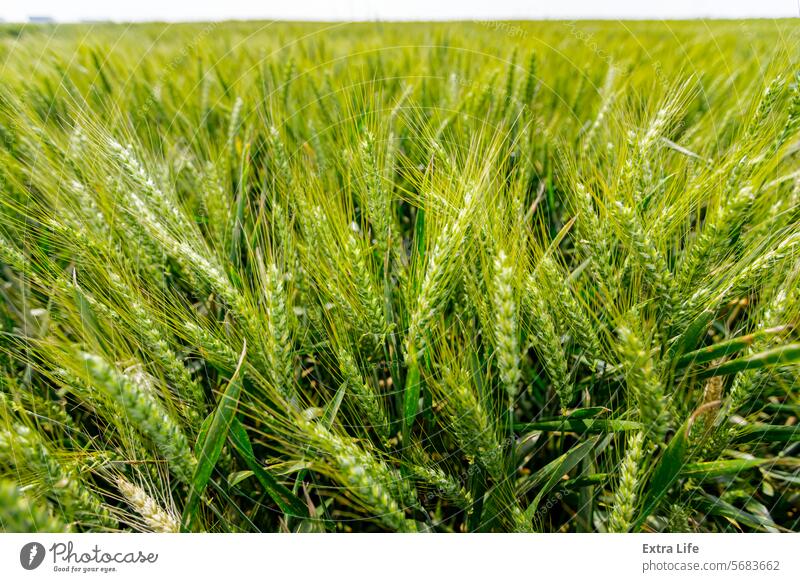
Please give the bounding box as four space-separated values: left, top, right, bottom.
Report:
1 533 797 581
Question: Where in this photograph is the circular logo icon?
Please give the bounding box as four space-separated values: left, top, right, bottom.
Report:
20 542 46 570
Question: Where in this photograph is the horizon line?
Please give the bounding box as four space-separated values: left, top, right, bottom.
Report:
3 16 799 24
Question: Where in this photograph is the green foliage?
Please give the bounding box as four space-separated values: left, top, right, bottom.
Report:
0 19 798 532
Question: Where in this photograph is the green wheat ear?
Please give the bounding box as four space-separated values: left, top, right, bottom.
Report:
80 353 197 483
0 425 116 529
607 431 645 533
0 20 797 533
304 421 417 532
492 248 522 404
525 281 571 410
0 479 72 532
616 324 671 443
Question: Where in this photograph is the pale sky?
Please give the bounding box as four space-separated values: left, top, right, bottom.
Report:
2 0 799 22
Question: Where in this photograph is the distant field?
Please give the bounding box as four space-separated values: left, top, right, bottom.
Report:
0 20 798 532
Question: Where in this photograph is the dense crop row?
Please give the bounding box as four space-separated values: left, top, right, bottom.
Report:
0 20 798 532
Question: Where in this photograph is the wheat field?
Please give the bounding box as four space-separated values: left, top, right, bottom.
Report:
0 20 798 532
